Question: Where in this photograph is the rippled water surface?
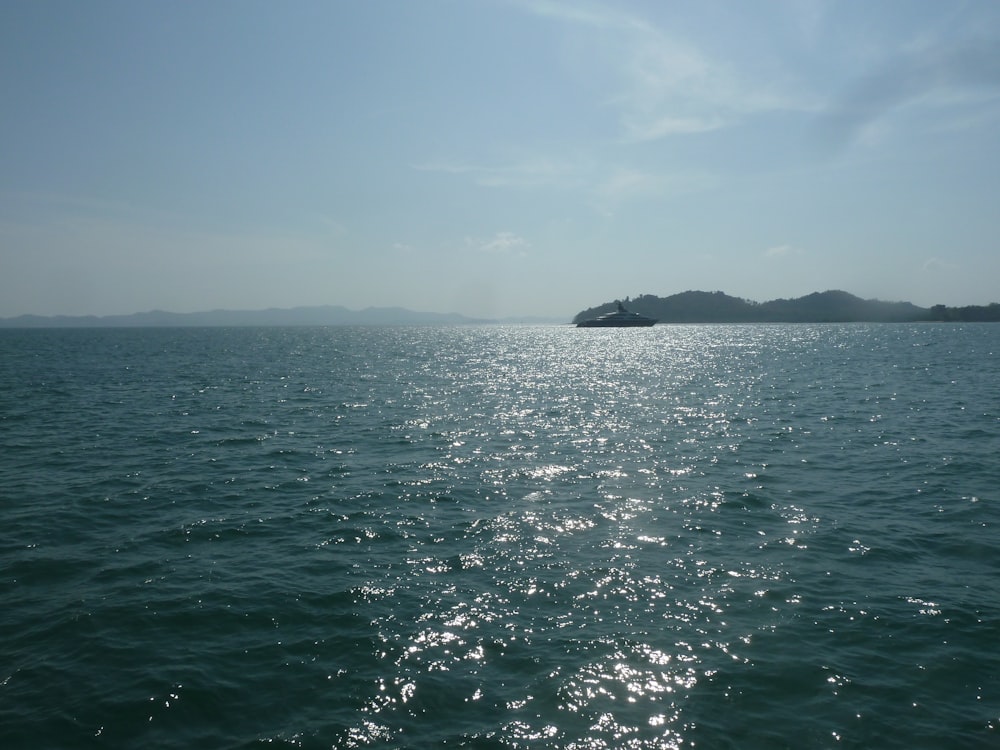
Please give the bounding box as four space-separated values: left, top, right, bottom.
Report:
1 324 998 748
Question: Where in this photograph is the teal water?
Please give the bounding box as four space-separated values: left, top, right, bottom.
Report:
1 324 998 749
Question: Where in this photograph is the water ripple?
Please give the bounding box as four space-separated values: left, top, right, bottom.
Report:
1 324 998 748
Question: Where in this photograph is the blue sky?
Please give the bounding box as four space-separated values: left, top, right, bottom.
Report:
2 0 999 319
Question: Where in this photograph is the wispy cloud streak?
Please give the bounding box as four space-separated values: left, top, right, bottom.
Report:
412 159 586 190
817 36 1000 149
514 0 816 142
466 231 529 255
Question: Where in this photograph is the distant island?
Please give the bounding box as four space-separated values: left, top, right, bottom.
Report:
574 290 1000 324
2 291 998 328
0 305 561 328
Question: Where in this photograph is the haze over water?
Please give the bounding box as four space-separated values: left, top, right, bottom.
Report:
2 323 998 748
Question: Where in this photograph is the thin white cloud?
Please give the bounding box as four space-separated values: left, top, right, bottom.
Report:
515 0 817 143
412 159 585 190
419 156 717 209
600 168 661 198
517 0 652 34
622 115 726 141
467 231 529 255
598 167 717 201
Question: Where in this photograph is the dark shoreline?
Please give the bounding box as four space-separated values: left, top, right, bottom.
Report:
2 290 999 328
573 290 1000 325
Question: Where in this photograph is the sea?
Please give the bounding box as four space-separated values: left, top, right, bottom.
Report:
1 323 998 749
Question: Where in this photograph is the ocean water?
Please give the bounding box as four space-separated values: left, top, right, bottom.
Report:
1 323 998 749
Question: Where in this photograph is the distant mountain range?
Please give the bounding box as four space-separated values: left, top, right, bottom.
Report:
574 290 1000 324
2 291 998 328
0 305 561 328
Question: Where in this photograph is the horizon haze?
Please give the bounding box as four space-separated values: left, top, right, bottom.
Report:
3 1 999 319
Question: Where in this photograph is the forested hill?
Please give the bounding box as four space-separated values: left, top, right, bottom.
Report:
573 290 1000 324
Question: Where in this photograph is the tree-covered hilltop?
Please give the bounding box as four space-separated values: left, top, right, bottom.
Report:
929 303 1000 322
573 290 1000 324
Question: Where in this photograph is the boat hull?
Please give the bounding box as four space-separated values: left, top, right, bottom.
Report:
576 301 657 327
577 318 656 327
